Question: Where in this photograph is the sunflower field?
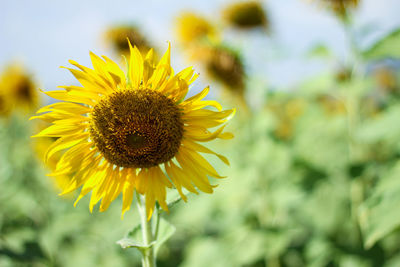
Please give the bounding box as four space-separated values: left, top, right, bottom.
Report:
1 0 400 266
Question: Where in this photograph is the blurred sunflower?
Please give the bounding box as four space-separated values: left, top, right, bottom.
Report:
105 25 152 56
0 64 38 116
374 66 398 93
267 97 307 140
175 12 217 45
316 94 347 115
31 42 234 219
223 1 269 30
202 46 245 96
313 0 360 18
0 94 7 116
334 66 352 83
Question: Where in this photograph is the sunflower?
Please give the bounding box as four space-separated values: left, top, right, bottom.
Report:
0 64 38 116
223 1 269 30
175 12 217 45
374 66 397 93
203 45 245 95
31 42 234 219
105 25 152 56
313 0 359 18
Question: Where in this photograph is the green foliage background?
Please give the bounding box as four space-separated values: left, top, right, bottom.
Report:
1 2 400 267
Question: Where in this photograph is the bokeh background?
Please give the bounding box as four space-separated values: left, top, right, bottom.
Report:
1 0 400 266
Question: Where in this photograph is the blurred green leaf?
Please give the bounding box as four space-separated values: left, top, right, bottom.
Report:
305 237 334 267
154 217 176 256
181 237 234 267
358 162 400 249
363 28 400 60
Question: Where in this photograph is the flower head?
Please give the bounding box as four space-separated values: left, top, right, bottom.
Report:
175 12 217 45
374 66 398 93
313 0 359 18
31 42 234 219
105 25 152 56
223 1 269 30
201 46 245 95
0 64 38 116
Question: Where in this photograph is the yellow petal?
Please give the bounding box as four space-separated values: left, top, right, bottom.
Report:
63 64 112 94
175 152 214 193
30 112 81 123
143 49 155 87
32 123 84 138
182 139 229 165
35 102 91 115
121 168 136 218
164 161 190 201
182 86 209 104
179 147 225 178
128 41 144 89
61 155 103 196
149 42 171 89
183 100 222 112
41 90 95 106
44 132 89 163
100 168 123 212
135 169 149 195
184 109 235 121
185 124 232 142
89 164 114 212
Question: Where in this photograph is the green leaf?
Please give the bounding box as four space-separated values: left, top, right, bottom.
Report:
154 218 176 256
116 238 155 252
117 218 175 256
116 223 155 252
358 162 400 249
363 28 400 60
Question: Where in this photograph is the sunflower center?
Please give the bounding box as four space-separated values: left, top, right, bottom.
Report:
90 89 184 168
16 77 33 100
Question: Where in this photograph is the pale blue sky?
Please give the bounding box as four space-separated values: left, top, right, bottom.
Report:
0 0 399 99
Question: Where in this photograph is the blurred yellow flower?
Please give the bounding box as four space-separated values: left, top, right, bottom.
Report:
374 66 397 93
175 12 217 45
334 66 352 83
0 64 38 116
316 94 347 115
202 46 245 95
223 1 269 30
313 0 360 18
360 95 382 117
31 42 234 219
267 97 307 140
105 25 152 56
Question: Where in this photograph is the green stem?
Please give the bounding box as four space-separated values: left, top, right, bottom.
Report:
342 17 366 243
343 19 363 161
137 194 156 267
154 207 161 241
